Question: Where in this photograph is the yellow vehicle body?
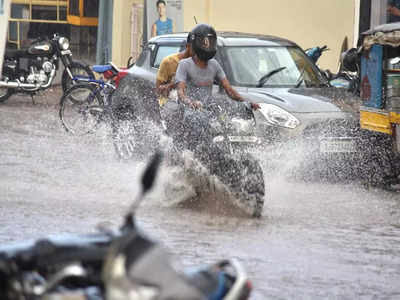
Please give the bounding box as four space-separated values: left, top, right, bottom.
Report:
360 107 400 136
358 23 400 153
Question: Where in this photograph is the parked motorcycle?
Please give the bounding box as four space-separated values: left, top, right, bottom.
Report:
306 43 360 93
0 33 94 103
0 152 253 300
305 45 329 64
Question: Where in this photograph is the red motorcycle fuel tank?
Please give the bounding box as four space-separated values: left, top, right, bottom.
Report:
27 40 53 55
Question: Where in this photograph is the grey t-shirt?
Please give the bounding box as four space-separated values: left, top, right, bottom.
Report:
175 58 226 100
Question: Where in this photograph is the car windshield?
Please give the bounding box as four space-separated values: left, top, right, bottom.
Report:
225 46 324 87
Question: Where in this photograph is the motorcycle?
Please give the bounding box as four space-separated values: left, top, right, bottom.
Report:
305 45 329 64
305 43 360 94
0 152 253 300
168 95 265 218
0 33 94 103
110 76 265 218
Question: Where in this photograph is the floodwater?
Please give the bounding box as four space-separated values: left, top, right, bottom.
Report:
1 91 400 299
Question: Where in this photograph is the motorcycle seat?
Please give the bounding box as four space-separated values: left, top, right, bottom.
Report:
5 49 28 59
93 65 113 73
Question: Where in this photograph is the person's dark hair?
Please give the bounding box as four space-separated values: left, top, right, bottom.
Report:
156 0 166 7
189 23 217 61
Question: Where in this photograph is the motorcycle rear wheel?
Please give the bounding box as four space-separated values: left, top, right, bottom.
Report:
59 84 104 135
0 87 13 103
62 61 95 93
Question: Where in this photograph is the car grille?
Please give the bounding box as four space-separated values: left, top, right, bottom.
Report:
303 118 361 139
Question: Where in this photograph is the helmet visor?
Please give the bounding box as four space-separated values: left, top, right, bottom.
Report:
195 34 217 52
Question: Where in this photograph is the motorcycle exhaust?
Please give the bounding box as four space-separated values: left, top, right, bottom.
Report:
0 80 37 88
0 69 56 90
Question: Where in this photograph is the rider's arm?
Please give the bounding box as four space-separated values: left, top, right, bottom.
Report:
177 81 195 106
156 80 175 97
156 58 175 97
220 78 260 110
215 61 247 103
220 78 245 102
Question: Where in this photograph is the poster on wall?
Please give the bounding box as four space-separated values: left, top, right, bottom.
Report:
146 0 183 41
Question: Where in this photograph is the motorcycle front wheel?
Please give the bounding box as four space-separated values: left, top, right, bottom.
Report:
62 61 95 93
208 150 265 217
0 87 13 103
59 84 104 135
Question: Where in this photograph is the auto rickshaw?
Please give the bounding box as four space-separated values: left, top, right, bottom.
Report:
355 23 400 155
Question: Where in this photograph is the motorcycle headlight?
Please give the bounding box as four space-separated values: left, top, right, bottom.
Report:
258 103 300 129
58 37 70 50
231 118 253 134
213 135 225 143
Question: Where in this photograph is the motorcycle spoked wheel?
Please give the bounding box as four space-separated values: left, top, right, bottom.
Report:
205 149 265 218
0 87 13 103
62 61 95 93
59 84 104 135
112 119 161 161
112 120 138 161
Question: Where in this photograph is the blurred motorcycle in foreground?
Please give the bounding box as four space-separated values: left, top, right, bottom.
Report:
0 152 252 300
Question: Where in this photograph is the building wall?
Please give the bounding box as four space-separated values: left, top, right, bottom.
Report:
112 0 143 67
183 0 355 72
113 0 356 71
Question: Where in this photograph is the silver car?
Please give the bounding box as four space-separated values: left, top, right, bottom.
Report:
116 32 395 182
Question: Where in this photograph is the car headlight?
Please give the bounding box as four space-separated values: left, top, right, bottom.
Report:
58 37 70 50
258 103 300 129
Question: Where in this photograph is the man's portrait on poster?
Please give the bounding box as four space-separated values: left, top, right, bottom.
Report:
151 0 174 37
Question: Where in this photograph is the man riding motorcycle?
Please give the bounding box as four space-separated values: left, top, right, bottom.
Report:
176 23 259 110
173 24 260 151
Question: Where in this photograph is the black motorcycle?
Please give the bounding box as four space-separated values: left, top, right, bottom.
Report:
0 33 94 103
0 152 253 300
110 76 265 218
170 95 265 218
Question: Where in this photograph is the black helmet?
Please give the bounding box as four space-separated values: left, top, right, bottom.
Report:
189 24 217 61
341 48 358 72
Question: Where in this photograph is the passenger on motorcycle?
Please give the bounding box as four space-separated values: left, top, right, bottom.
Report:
156 35 193 106
156 35 193 134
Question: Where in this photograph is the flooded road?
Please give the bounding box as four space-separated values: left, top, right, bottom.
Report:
1 92 400 299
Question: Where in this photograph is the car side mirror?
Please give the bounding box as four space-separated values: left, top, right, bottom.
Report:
126 57 135 68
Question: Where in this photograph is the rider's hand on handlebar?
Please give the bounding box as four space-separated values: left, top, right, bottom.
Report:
250 102 260 110
190 100 202 109
158 84 172 97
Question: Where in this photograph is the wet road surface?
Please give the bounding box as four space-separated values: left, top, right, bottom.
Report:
1 90 400 299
